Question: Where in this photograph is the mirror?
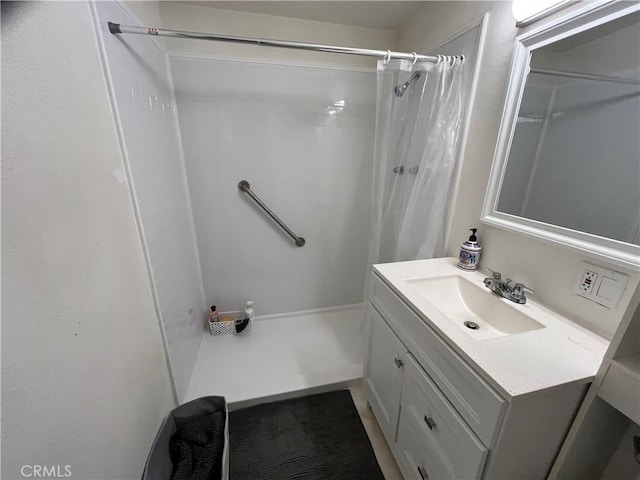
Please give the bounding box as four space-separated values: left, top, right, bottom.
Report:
483 2 640 267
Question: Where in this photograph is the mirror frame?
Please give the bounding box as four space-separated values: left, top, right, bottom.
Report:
482 0 640 268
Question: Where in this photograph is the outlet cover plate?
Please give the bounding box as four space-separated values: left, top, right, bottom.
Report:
574 261 629 309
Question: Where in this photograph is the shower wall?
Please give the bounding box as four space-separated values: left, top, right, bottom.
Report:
170 57 376 314
96 2 206 399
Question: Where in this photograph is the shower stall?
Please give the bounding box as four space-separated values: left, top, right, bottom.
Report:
94 1 477 407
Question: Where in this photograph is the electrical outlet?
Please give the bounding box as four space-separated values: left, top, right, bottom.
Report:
578 270 598 293
575 262 629 309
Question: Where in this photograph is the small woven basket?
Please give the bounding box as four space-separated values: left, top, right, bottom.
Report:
209 309 252 336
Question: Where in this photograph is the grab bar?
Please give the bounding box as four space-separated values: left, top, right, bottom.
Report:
238 180 306 247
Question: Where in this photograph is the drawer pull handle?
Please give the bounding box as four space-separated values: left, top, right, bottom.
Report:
424 415 436 430
417 465 429 479
394 357 404 368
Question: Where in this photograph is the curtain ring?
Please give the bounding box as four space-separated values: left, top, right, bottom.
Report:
384 50 391 64
411 52 418 65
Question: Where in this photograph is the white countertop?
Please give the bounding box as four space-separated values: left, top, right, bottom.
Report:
373 257 609 399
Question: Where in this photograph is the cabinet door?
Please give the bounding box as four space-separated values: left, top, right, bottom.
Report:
396 354 488 480
364 304 407 445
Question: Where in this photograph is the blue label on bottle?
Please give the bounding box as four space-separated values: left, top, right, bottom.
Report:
458 248 479 270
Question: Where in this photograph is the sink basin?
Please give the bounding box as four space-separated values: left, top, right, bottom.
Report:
406 275 545 340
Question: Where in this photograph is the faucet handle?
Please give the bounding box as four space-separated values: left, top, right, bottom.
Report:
485 268 501 280
513 283 535 296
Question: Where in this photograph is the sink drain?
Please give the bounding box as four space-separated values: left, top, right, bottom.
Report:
464 321 479 330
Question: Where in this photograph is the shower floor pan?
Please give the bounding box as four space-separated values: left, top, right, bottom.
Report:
184 304 364 409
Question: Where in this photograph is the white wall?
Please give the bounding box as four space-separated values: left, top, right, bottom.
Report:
123 0 163 29
158 2 396 69
171 56 376 314
398 1 639 338
1 1 175 478
95 1 206 401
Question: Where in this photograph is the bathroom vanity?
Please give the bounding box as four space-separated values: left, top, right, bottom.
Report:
364 258 607 479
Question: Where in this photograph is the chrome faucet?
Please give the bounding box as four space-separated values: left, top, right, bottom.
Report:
483 269 534 304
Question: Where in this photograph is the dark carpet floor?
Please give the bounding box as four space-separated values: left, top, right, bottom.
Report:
229 390 385 480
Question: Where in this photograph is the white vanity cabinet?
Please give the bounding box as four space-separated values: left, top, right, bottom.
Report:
364 268 595 479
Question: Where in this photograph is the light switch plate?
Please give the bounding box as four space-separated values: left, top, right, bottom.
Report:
574 261 629 309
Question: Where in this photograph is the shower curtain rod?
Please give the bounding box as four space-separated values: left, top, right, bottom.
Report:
108 22 442 63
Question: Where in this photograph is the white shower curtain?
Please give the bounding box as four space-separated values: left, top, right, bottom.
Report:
368 56 465 267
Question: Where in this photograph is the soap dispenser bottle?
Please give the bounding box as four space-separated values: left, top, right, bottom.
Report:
458 228 482 270
244 301 254 322
235 301 253 334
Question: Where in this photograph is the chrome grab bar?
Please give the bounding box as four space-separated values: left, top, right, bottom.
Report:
238 180 306 247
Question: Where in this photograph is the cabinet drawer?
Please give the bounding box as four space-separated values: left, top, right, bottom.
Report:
398 354 488 480
370 273 506 446
396 406 434 480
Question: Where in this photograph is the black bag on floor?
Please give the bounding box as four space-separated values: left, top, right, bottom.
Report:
142 396 227 480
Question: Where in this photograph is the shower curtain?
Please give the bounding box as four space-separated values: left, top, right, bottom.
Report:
368 56 465 267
